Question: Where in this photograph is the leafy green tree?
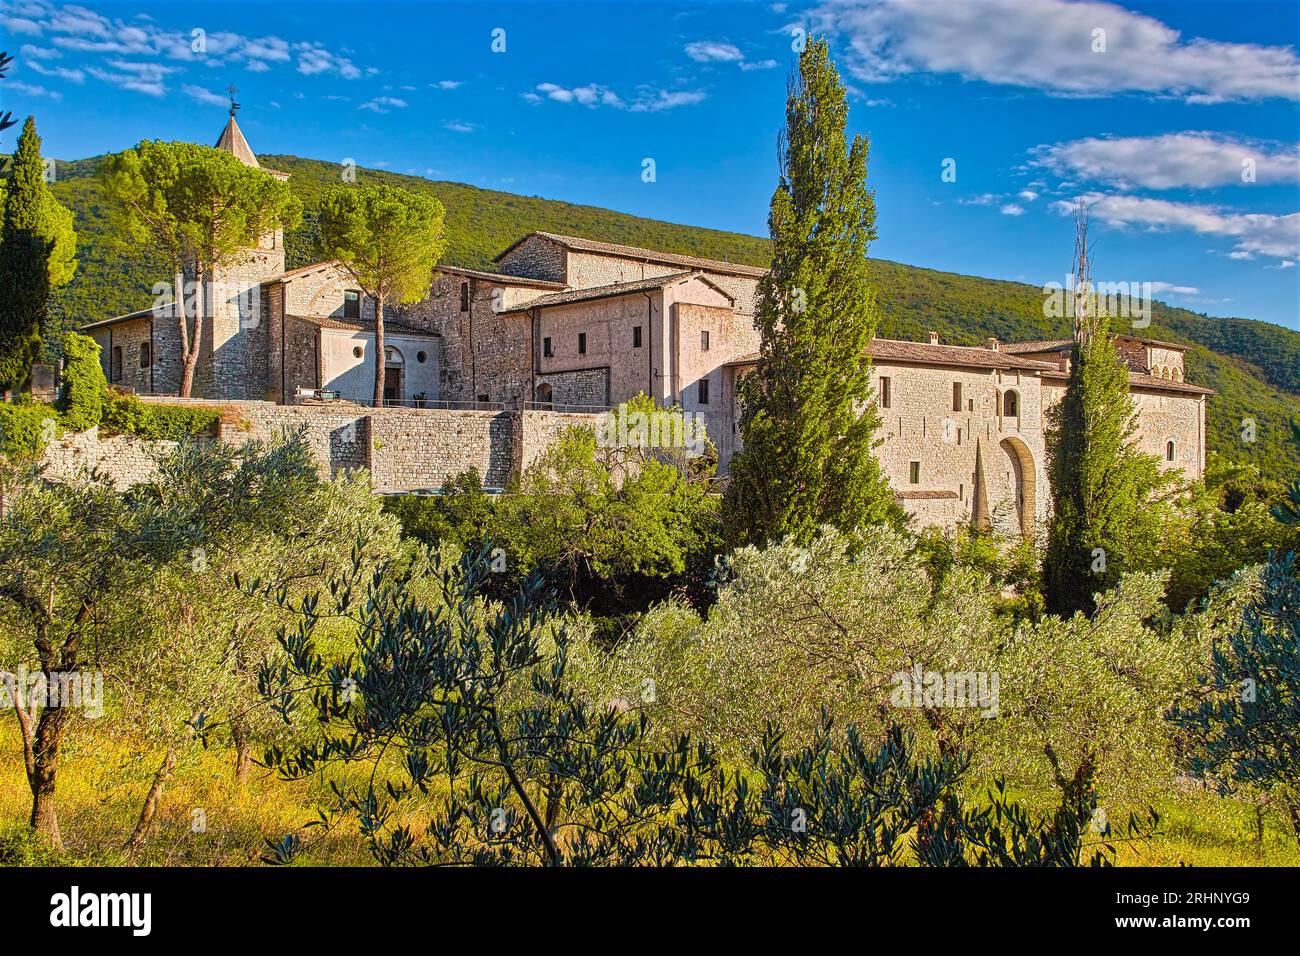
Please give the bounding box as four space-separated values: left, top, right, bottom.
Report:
1043 217 1168 617
723 37 895 547
0 117 77 392
0 431 319 847
101 141 302 396
259 546 1139 866
315 183 445 406
496 398 720 611
1176 421 1300 843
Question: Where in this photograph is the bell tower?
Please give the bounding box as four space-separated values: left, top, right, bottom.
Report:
194 90 290 398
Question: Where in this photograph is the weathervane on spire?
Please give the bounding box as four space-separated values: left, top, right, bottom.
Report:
227 84 240 117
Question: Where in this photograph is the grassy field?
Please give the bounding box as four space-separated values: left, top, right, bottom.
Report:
2 723 1297 867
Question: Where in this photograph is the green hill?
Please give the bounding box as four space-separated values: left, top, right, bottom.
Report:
43 153 1300 482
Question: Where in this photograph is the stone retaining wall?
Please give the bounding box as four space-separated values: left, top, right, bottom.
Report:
42 400 602 492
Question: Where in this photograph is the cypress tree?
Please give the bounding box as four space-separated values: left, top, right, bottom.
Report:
1043 214 1163 616
0 117 52 392
723 37 895 547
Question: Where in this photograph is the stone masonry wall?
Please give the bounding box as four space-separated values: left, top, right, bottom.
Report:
42 425 177 488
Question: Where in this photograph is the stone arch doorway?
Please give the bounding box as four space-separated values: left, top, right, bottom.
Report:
999 436 1037 538
535 382 553 406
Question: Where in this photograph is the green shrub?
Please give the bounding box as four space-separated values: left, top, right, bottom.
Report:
0 399 59 455
55 332 105 431
101 390 219 440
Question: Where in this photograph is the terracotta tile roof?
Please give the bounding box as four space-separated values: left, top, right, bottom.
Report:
435 264 567 289
1001 339 1072 354
726 339 1055 371
1041 368 1214 395
868 338 1059 370
1003 334 1190 354
494 231 769 278
260 261 339 286
80 305 166 331
501 271 733 313
285 313 435 336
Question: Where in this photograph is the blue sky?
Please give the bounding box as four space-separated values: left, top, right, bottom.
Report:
3 0 1298 328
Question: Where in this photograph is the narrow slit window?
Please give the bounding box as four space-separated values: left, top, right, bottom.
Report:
543 337 553 358
698 377 710 404
459 282 469 312
879 376 892 409
578 332 587 355
632 326 642 348
909 460 921 484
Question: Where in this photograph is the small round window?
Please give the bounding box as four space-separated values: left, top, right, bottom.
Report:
353 345 364 359
416 350 427 364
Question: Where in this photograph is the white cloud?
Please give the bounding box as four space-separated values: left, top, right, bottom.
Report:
20 43 60 59
5 78 60 99
1000 203 1024 216
0 0 359 98
358 95 407 113
958 193 999 206
1056 192 1300 261
432 79 461 90
1149 282 1200 296
443 121 475 133
25 59 83 81
1 17 43 35
527 81 705 112
1033 132 1300 190
815 0 1300 103
686 41 743 63
182 83 228 108
1017 189 1038 202
86 60 175 96
296 43 361 79
533 82 624 107
631 88 707 111
686 39 778 71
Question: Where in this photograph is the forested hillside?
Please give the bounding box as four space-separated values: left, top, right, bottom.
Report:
44 152 1300 481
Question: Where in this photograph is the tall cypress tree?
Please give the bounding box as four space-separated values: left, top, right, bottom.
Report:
0 117 52 392
1043 213 1163 617
722 37 894 547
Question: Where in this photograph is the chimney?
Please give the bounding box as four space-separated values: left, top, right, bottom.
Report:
928 331 940 345
984 337 999 351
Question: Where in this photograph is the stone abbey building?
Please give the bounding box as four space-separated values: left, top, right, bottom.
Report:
83 111 1211 535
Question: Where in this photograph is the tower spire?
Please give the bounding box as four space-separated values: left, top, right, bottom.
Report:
227 84 240 118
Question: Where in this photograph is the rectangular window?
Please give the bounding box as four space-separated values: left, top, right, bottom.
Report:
478 394 490 405
543 337 553 358
459 282 470 312
344 290 361 319
909 461 921 484
701 329 711 351
139 341 151 369
878 376 891 409
110 345 123 383
698 377 710 404
578 332 587 355
952 381 962 413
632 326 643 348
